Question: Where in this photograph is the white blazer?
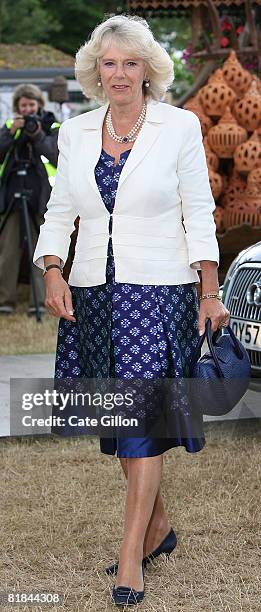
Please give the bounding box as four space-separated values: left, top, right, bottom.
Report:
33 98 219 286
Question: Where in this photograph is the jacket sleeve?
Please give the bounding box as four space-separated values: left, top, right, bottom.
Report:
177 110 220 270
32 126 59 167
33 120 76 270
0 125 15 163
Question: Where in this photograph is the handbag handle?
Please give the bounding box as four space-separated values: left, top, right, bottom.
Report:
189 318 244 378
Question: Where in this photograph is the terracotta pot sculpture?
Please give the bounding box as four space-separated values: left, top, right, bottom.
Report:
252 75 261 95
224 196 260 229
184 93 204 113
203 136 219 170
207 107 247 158
234 130 261 173
199 69 236 117
184 94 213 135
233 80 261 132
214 206 225 233
222 51 252 97
208 167 223 199
248 167 261 191
220 169 246 208
183 52 260 238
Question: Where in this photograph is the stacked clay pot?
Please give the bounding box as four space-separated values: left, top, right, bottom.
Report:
248 167 261 191
199 69 236 117
203 136 219 170
219 169 246 209
214 206 225 233
233 80 261 132
222 51 252 97
184 94 214 136
234 130 261 174
189 51 261 233
224 176 261 229
207 106 247 158
208 167 223 199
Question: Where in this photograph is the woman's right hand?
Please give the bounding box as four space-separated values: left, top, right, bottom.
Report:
10 116 25 135
44 270 76 322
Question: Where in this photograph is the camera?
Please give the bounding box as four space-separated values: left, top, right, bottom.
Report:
23 111 55 135
23 114 41 134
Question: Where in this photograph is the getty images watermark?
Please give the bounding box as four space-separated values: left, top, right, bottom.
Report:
20 386 138 429
10 378 142 436
9 377 210 439
11 376 256 439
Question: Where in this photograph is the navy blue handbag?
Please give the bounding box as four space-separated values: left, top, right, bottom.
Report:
189 318 251 416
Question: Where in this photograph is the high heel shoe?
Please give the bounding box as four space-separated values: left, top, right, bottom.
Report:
106 527 177 576
111 562 145 606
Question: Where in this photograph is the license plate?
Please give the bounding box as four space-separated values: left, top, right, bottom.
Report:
230 318 261 351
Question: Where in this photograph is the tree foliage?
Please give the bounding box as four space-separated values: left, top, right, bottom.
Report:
0 0 125 55
147 16 194 97
0 0 60 44
0 0 192 96
47 0 127 54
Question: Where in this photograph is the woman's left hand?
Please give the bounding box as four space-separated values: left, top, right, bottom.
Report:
198 298 230 336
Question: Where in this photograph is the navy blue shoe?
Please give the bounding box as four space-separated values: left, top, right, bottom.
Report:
106 528 177 576
111 563 144 606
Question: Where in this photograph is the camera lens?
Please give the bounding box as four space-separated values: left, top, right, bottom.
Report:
24 114 39 133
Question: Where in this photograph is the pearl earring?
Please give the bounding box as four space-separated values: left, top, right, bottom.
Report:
144 80 150 88
97 80 102 87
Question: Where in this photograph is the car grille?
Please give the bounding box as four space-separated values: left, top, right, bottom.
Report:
247 349 261 369
225 264 261 370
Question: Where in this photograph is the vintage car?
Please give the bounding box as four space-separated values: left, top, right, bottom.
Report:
221 241 261 378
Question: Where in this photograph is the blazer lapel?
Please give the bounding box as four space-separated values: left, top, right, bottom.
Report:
80 98 164 204
117 100 164 193
81 103 109 206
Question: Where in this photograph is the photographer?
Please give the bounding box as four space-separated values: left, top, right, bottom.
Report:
0 83 59 315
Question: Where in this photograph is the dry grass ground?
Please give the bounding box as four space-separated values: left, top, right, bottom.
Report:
0 285 58 355
0 420 260 612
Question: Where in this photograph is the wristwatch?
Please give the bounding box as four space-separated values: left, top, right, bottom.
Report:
43 263 63 277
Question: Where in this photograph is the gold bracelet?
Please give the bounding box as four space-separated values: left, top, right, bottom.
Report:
200 292 221 301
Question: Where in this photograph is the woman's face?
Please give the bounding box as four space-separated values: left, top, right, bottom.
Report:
99 44 147 106
17 97 39 116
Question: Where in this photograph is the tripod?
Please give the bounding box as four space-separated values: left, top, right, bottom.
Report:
0 160 43 322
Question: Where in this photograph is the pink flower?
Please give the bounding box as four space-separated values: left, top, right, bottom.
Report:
221 21 232 32
236 25 244 34
220 36 230 47
182 48 191 62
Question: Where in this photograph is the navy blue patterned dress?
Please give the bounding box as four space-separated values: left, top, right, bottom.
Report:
53 148 205 456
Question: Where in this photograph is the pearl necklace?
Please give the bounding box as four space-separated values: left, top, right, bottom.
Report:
106 102 147 143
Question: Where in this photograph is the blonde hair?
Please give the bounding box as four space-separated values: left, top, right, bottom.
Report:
75 14 174 104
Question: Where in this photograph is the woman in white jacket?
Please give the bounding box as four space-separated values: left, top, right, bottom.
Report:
33 14 229 607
